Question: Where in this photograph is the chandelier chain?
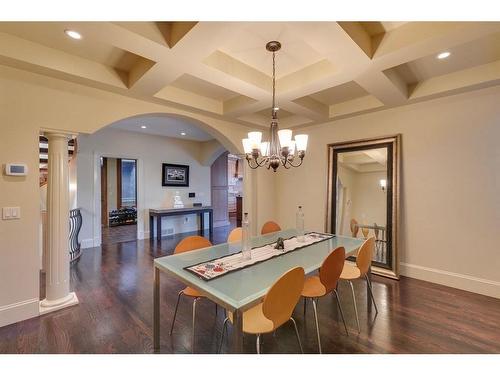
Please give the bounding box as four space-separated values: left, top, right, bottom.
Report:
272 51 276 114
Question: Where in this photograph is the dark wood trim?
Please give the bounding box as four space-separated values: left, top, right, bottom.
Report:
116 158 122 209
101 157 108 227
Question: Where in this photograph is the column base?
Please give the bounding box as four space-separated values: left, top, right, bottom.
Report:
39 292 79 315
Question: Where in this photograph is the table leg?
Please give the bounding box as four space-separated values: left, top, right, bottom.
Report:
367 265 372 311
153 267 160 352
149 215 154 243
231 309 243 353
209 210 213 242
199 212 205 237
156 216 162 243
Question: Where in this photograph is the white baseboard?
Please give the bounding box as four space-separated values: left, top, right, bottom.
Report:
81 238 94 249
0 298 39 328
400 262 500 299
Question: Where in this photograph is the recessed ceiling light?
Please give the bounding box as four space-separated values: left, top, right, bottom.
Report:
180 132 186 136
437 51 451 59
64 29 82 40
141 125 147 129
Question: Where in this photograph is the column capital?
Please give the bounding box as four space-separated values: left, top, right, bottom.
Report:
41 128 77 140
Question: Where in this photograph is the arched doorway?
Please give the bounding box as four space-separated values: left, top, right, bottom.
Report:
74 112 245 248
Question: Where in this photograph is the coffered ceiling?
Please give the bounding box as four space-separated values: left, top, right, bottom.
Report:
1 21 499 130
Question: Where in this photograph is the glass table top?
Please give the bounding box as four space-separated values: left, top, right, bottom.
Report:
154 229 364 311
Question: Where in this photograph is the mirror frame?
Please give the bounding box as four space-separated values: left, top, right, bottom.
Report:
326 134 401 279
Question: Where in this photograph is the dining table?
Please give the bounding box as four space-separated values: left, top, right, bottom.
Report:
153 228 367 353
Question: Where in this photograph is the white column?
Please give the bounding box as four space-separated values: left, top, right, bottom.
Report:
40 132 78 314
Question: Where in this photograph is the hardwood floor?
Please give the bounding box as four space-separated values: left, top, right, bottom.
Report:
101 224 137 245
1 226 500 354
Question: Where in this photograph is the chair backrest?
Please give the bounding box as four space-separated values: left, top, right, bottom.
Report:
174 236 212 254
227 227 242 243
361 227 369 239
261 221 282 235
350 219 359 237
262 267 305 329
319 247 346 293
356 237 375 276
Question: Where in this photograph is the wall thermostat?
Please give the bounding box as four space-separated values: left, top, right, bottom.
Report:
5 163 28 176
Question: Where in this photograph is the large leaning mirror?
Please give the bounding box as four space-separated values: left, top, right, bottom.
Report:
326 135 401 279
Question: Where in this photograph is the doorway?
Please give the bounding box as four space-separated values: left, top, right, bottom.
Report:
100 157 138 245
210 152 243 231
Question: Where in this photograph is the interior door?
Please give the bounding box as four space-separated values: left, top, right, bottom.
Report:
211 152 230 228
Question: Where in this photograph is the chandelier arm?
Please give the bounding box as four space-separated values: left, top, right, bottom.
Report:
287 157 304 168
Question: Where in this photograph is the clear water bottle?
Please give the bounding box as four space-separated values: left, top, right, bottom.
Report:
296 206 305 242
242 212 251 260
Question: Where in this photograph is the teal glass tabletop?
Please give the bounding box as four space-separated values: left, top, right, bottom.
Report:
154 229 364 311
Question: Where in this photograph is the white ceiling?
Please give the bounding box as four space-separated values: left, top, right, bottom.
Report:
339 148 387 173
1 21 499 130
109 115 214 142
389 32 500 85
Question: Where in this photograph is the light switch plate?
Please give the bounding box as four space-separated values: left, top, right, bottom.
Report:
2 207 20 220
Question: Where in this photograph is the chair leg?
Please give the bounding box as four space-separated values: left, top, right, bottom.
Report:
303 297 307 315
290 317 304 354
218 317 229 354
215 303 218 316
169 290 184 335
192 297 199 353
334 289 349 336
348 281 360 334
256 334 261 354
311 298 322 354
365 274 379 314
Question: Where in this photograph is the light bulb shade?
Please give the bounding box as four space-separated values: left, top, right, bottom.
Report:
295 134 308 151
248 131 262 149
278 129 292 148
242 138 253 154
288 140 296 155
379 179 387 188
260 141 270 157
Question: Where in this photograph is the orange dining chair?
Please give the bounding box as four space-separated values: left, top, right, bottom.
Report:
361 227 369 239
218 267 305 354
350 219 359 238
301 247 348 353
261 221 282 235
169 235 214 352
227 227 242 243
339 237 378 333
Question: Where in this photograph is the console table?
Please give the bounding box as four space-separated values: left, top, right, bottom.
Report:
149 206 213 242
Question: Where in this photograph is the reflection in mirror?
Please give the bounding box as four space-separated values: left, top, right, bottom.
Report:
327 135 400 279
336 148 388 264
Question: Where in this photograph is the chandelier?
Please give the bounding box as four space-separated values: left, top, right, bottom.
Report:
242 41 308 172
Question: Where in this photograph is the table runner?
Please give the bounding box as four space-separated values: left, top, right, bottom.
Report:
184 232 333 281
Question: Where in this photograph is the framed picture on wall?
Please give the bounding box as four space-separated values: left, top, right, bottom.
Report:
162 163 189 187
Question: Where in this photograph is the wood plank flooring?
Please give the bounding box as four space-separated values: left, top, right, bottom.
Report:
1 225 500 354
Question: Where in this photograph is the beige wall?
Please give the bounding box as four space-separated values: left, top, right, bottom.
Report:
0 66 275 327
350 170 387 230
276 85 500 298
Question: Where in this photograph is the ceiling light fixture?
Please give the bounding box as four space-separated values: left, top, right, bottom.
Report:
181 132 186 136
141 125 147 129
242 41 308 172
64 29 82 40
437 51 450 59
